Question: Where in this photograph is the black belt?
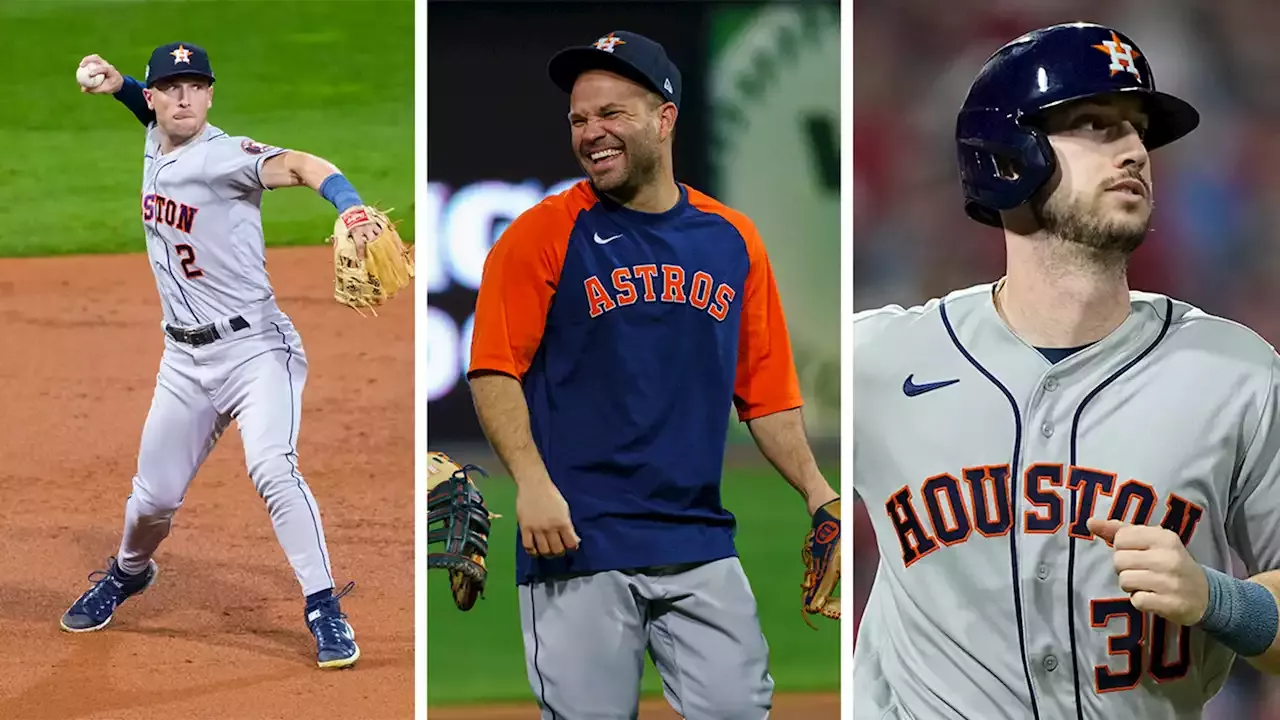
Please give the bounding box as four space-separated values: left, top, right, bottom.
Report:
165 315 250 346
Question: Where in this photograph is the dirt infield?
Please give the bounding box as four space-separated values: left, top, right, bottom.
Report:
428 692 841 718
0 247 414 719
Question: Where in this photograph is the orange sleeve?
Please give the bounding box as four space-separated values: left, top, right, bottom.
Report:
466 195 579 381
726 212 804 421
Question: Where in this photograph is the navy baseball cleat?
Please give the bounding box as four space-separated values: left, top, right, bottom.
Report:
60 557 158 633
307 581 359 669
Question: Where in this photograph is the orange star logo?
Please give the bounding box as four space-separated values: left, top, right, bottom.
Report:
170 45 193 65
593 34 626 53
1092 31 1141 81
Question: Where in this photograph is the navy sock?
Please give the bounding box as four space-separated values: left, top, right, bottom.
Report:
112 562 146 585
306 589 334 610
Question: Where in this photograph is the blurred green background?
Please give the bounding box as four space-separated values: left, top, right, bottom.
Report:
427 466 843 705
0 0 414 257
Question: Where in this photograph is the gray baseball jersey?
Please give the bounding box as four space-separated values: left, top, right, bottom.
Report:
142 122 287 327
852 282 1280 720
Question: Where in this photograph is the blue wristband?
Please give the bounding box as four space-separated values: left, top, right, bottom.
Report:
1199 565 1279 657
319 173 363 213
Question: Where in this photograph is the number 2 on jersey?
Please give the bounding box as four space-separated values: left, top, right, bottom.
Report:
174 243 204 279
1091 598 1191 692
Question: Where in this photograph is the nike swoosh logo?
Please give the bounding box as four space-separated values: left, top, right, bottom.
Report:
594 232 623 244
903 374 960 397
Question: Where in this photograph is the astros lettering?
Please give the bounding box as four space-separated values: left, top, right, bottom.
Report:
584 263 736 321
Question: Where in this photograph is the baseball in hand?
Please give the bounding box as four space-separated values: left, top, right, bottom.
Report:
76 64 105 89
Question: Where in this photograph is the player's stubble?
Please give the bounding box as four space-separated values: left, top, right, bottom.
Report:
577 103 664 204
1027 169 1153 267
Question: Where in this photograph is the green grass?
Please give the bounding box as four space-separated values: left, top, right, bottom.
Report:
427 466 842 706
0 0 413 257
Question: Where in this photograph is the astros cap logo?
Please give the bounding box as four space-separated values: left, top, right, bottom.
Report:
1092 30 1141 81
593 33 626 53
170 45 193 64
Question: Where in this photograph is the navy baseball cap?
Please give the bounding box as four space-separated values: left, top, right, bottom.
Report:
145 42 215 88
548 31 681 107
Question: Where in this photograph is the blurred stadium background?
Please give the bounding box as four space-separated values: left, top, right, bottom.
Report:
853 1 1280 716
426 0 842 711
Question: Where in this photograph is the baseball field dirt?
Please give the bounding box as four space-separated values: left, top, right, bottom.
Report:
0 246 414 719
428 692 841 718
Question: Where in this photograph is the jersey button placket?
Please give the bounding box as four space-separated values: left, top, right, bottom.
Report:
1043 654 1058 672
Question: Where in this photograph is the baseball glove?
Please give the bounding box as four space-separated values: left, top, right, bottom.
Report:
330 205 414 316
801 497 841 629
428 451 500 611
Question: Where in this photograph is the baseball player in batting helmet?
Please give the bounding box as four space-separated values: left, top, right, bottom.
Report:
855 22 1280 720
955 22 1199 230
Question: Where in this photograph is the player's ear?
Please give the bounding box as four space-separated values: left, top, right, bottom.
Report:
207 85 214 109
658 102 677 142
143 88 155 111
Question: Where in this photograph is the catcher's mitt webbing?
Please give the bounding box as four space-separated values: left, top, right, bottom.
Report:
331 205 414 316
802 497 841 628
427 451 497 611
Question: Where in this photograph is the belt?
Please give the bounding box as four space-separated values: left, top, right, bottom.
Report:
165 315 250 346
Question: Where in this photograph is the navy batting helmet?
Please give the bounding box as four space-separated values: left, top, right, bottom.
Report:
956 22 1200 228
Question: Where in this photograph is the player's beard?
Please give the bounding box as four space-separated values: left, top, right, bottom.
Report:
1030 183 1152 260
581 129 662 204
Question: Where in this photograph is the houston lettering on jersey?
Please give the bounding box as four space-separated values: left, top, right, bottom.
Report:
885 463 1207 693
585 263 736 320
142 193 198 234
884 464 1206 567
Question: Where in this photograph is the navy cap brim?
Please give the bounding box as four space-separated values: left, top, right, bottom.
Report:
1026 87 1200 151
548 46 664 99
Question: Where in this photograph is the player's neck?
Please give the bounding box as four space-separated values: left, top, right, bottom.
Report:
606 165 681 214
158 123 207 155
996 236 1132 349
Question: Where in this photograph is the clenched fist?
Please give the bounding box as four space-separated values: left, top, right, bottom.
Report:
1088 517 1210 626
516 475 580 559
77 54 125 95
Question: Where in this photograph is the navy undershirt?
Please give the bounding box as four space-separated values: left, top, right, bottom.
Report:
1036 344 1094 363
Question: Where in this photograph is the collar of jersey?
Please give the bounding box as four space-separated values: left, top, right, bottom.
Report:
154 122 219 160
590 181 690 226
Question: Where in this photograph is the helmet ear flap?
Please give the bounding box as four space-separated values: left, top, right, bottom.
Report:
956 107 1056 228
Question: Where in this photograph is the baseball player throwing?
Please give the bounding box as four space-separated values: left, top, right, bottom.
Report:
60 42 380 669
466 31 840 718
854 22 1280 719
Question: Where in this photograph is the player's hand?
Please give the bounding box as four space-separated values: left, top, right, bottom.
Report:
516 475 580 559
77 54 124 95
347 217 383 262
1088 517 1210 626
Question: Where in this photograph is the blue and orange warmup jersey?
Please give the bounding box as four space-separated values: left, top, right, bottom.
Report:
468 181 802 585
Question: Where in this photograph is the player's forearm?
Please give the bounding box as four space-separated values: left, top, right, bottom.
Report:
745 407 834 512
274 151 342 191
113 76 155 127
468 372 555 488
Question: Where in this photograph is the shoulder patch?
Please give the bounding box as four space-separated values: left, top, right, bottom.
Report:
240 138 277 155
